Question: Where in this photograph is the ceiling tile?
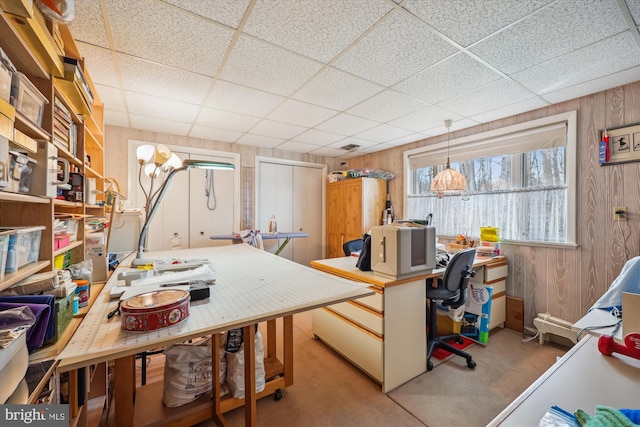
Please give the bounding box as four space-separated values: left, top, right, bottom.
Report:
513 32 640 94
236 133 284 148
94 84 126 111
293 67 384 110
69 0 110 48
104 109 129 128
197 107 261 133
394 53 502 104
628 0 640 24
76 43 119 87
469 97 548 123
125 92 201 123
275 141 322 153
309 146 348 157
117 54 214 104
291 129 345 145
388 105 463 133
347 90 428 122
541 66 640 105
385 133 429 147
328 137 378 150
333 10 457 86
359 143 394 153
437 79 536 117
129 114 192 135
403 0 554 47
243 0 392 62
160 0 250 28
106 0 234 75
189 125 242 143
250 119 306 139
316 113 380 135
267 100 337 127
354 124 413 143
220 35 323 96
204 80 285 117
470 0 628 75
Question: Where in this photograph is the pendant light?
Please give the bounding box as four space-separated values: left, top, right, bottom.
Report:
431 119 467 197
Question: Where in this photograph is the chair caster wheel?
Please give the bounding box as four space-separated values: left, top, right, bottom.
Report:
427 361 433 371
274 389 283 400
467 359 476 369
455 336 463 344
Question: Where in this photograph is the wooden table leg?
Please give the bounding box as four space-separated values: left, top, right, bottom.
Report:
212 333 229 427
114 355 135 427
283 315 294 387
266 319 276 359
244 325 256 427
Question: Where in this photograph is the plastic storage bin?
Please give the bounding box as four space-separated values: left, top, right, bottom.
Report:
1 226 45 273
0 47 16 104
0 229 16 280
10 72 48 126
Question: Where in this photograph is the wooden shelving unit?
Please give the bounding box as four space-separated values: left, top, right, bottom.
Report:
0 4 106 423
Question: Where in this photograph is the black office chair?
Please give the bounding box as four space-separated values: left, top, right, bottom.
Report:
426 248 477 371
343 238 364 256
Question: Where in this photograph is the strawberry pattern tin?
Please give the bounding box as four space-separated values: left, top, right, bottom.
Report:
121 289 190 332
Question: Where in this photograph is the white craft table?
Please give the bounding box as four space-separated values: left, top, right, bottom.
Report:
57 244 372 427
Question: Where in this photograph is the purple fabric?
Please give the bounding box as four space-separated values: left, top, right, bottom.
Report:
0 295 55 340
0 302 50 352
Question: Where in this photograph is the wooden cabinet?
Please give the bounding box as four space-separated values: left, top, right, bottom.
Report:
326 178 385 258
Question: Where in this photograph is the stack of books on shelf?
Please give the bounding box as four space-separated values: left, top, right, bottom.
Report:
62 57 94 110
53 97 77 156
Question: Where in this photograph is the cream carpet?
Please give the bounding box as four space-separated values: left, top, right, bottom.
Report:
203 311 567 427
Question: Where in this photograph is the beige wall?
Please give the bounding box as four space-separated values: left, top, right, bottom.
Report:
105 80 640 326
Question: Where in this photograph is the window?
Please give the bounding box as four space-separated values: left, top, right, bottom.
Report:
404 112 577 245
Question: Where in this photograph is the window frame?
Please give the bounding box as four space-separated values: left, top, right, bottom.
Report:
403 111 578 247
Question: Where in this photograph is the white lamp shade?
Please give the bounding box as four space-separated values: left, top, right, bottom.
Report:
144 163 160 178
163 153 182 171
136 145 155 164
431 167 467 194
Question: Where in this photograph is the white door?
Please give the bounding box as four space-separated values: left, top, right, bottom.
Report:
189 153 236 248
257 158 325 266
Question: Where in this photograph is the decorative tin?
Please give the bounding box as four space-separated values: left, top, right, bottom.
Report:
120 289 190 332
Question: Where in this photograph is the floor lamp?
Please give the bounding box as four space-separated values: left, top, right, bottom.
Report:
132 157 235 267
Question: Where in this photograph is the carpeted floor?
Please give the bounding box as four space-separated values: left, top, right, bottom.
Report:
200 311 568 427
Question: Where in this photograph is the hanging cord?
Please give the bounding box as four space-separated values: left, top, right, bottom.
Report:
205 170 217 211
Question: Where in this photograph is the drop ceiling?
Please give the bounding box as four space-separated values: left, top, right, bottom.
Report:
68 0 640 159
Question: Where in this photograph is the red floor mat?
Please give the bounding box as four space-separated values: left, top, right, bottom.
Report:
431 336 475 360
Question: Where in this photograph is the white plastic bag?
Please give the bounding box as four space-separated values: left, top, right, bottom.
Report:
162 335 226 408
226 330 265 399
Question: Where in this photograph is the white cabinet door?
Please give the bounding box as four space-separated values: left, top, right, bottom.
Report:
189 153 236 248
257 158 324 265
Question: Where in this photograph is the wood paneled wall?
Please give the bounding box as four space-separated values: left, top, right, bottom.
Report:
104 81 640 326
349 81 640 326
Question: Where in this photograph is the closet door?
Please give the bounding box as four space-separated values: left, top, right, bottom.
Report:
291 165 323 265
257 159 324 265
189 153 236 248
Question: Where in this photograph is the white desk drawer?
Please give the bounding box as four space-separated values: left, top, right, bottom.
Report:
354 287 383 312
327 301 383 335
313 308 383 382
472 262 508 284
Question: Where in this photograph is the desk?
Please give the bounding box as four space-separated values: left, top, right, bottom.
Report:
57 244 372 427
310 255 506 392
210 232 308 255
488 334 640 426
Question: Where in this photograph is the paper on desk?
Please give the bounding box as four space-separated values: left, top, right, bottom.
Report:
110 265 215 299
